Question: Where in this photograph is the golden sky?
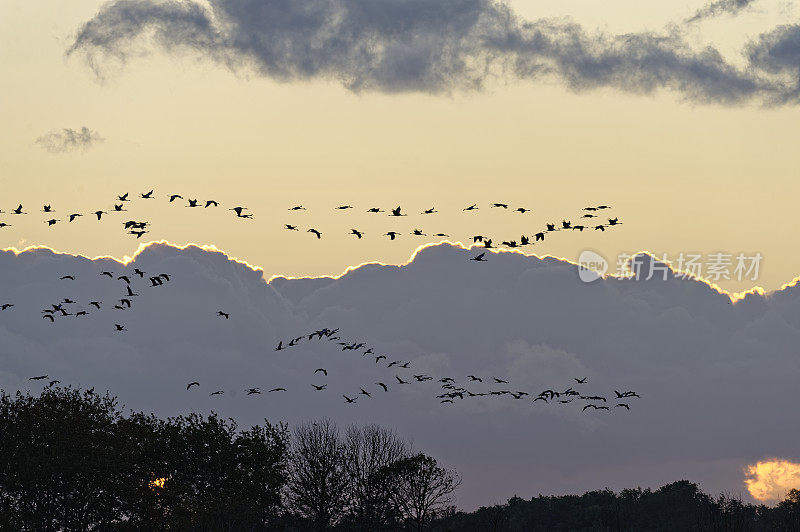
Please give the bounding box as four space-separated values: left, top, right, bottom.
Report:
1 0 799 292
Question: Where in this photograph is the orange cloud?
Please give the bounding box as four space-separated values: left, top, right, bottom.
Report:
745 459 800 503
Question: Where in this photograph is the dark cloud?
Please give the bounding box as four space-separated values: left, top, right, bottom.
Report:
1 243 800 508
686 0 758 23
35 126 104 153
66 0 798 105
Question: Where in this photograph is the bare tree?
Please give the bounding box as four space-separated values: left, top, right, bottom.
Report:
286 419 348 530
386 453 461 531
342 424 409 530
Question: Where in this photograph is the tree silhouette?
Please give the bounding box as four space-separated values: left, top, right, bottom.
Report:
0 387 288 530
341 423 409 530
386 453 461 531
286 419 349 530
0 387 128 530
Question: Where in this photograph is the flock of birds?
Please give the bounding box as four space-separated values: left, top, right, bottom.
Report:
172 326 638 413
0 268 173 332
5 193 638 414
0 191 252 239
1 193 621 265
25 325 640 412
281 203 621 261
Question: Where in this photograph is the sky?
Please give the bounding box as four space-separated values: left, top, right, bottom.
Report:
2 0 800 507
1 0 800 293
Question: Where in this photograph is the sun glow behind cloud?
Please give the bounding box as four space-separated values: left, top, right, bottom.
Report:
745 459 800 503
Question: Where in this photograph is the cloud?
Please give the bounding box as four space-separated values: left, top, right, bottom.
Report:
1 242 800 508
66 0 799 105
687 0 758 23
35 127 103 153
745 459 800 503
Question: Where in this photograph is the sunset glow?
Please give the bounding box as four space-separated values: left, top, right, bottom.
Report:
745 460 800 503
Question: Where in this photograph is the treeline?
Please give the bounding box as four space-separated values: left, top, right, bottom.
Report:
0 386 458 531
3 387 800 531
430 482 800 531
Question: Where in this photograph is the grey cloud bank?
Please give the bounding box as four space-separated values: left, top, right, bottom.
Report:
0 242 798 508
67 0 800 105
